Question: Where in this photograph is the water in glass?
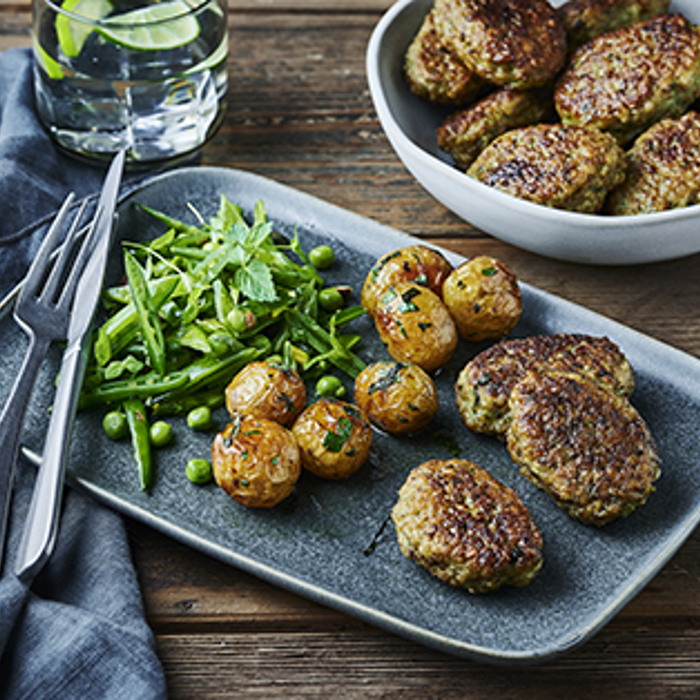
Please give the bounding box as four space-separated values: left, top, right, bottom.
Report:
32 0 228 163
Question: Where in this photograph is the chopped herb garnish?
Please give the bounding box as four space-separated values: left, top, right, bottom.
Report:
323 416 354 453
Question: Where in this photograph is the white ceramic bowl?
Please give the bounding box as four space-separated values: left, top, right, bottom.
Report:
366 0 700 265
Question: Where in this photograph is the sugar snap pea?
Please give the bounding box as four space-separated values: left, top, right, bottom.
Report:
124 398 152 491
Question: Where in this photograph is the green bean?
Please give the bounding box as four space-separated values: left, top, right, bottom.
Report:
135 203 204 236
285 308 366 378
79 371 190 409
124 251 167 376
124 398 152 491
150 389 224 418
101 274 181 308
96 275 180 365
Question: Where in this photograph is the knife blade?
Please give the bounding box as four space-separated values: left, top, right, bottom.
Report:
14 150 125 583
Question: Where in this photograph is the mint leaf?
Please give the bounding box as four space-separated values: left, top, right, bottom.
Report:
235 258 278 302
245 221 273 250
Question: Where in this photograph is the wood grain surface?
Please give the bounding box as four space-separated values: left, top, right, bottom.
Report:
4 0 700 696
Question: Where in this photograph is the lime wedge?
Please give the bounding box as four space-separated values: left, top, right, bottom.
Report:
35 42 65 79
56 0 113 58
98 0 200 51
184 32 227 74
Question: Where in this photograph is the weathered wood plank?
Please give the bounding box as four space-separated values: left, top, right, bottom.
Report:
154 627 700 699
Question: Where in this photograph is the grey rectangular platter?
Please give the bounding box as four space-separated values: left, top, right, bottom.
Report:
5 167 700 665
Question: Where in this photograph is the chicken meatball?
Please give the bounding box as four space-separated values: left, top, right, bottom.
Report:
506 371 660 525
437 88 555 170
441 256 522 342
292 398 372 480
361 245 454 316
555 13 700 145
467 123 626 212
607 111 700 215
354 361 439 434
432 0 567 89
391 458 543 593
557 0 670 51
374 282 458 373
224 360 306 427
455 333 635 436
212 415 301 508
404 9 485 106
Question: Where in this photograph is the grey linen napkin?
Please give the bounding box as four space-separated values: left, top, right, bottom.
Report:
0 47 167 699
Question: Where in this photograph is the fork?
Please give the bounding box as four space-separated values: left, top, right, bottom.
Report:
0 193 91 571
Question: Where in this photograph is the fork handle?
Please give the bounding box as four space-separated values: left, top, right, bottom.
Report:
0 333 52 571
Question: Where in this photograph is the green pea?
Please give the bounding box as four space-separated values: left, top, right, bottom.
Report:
309 244 335 269
227 307 250 334
318 287 344 312
149 420 173 447
103 410 127 440
186 458 213 485
316 374 346 398
187 405 213 431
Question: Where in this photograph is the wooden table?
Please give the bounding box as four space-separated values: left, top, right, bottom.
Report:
4 0 700 696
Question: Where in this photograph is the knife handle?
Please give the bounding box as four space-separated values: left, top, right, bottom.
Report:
14 341 86 583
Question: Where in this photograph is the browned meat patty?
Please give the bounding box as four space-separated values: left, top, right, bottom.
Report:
607 111 700 215
467 123 626 212
554 13 700 145
432 0 567 90
391 458 543 592
437 88 555 170
455 333 635 436
557 0 670 51
403 9 484 106
506 371 660 525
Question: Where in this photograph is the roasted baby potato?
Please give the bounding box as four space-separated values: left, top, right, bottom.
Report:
224 360 306 427
212 415 301 508
442 256 522 342
354 361 439 434
292 398 373 480
373 282 458 373
361 245 454 315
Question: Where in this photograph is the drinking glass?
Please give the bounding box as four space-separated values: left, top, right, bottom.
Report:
32 0 228 164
